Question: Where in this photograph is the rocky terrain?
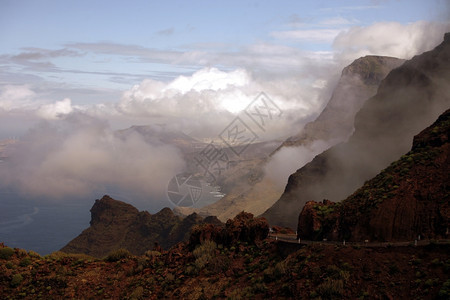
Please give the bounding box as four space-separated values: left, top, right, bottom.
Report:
61 195 222 258
297 108 450 242
175 55 403 222
263 33 450 228
1 218 449 299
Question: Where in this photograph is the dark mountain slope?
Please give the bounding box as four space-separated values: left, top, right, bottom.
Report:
61 195 223 257
297 108 450 241
263 33 450 228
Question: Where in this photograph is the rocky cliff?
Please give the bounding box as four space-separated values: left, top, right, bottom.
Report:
297 108 450 241
263 33 450 228
61 195 222 257
277 55 404 150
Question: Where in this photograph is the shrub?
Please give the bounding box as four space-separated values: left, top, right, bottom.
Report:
185 265 198 276
0 247 15 259
192 240 216 271
28 250 41 258
104 248 131 262
317 278 344 298
144 250 161 258
16 249 27 257
274 260 288 278
439 279 450 298
19 257 32 267
130 286 144 299
11 274 23 287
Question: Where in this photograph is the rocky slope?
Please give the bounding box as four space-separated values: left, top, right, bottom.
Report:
175 55 403 222
298 108 450 242
276 55 404 151
263 33 450 228
1 231 449 298
60 195 222 257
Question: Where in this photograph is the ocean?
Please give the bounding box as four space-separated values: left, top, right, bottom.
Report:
0 192 91 255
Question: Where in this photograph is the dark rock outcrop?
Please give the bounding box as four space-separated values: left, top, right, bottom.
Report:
189 212 269 249
297 109 450 241
61 195 223 257
263 33 450 228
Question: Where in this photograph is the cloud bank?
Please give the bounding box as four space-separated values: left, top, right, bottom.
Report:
334 21 450 61
0 115 185 208
0 20 449 209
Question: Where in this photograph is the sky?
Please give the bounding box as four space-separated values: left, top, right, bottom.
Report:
0 0 449 207
1 0 449 109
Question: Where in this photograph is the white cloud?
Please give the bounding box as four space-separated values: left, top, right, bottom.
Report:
37 98 74 120
264 140 332 188
119 67 253 115
115 67 329 140
333 21 450 60
0 117 185 204
0 85 36 111
164 68 249 94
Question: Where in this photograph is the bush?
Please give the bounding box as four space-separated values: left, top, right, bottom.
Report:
0 247 15 259
144 250 161 258
104 248 131 262
439 279 450 298
16 249 27 257
5 261 14 269
274 260 288 278
19 257 32 267
193 240 216 259
192 240 216 271
317 278 344 298
130 286 144 299
28 250 41 258
10 274 23 287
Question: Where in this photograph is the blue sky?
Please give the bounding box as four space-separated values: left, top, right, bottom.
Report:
1 0 448 99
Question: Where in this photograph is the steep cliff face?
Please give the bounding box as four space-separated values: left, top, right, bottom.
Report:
278 55 404 150
175 55 403 223
263 33 450 228
61 195 223 257
297 109 450 241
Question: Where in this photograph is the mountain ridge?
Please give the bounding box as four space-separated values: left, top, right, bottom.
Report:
262 33 450 228
297 108 450 241
61 195 223 257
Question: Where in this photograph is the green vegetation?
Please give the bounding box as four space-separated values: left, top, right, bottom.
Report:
0 247 15 259
316 278 344 298
10 273 23 287
104 248 131 262
144 250 161 258
439 279 450 298
193 240 216 270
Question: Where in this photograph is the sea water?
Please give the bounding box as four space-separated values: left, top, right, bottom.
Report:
0 191 91 255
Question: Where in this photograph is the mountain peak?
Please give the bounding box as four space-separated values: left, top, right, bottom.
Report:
61 196 224 257
263 33 450 228
90 195 139 227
